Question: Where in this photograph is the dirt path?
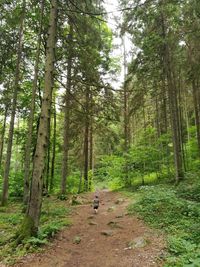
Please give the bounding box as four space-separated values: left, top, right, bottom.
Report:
14 191 165 267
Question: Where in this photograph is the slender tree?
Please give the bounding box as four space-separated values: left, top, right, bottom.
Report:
50 96 56 192
18 0 58 238
160 6 184 181
60 21 73 195
84 87 90 191
23 0 44 205
0 105 8 170
1 0 26 206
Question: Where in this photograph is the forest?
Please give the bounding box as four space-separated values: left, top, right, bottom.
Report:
0 0 200 266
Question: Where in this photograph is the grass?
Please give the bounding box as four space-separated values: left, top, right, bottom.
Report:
0 196 72 265
126 178 200 267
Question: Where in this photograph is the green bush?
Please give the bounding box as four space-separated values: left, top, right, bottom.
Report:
0 197 71 265
177 183 200 202
167 236 196 255
39 223 61 238
94 155 125 189
25 237 48 247
9 171 24 198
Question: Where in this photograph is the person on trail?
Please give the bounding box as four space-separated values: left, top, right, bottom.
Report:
93 195 99 214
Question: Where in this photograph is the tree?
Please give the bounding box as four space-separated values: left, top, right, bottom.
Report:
60 19 73 195
18 0 58 238
23 0 45 205
1 0 26 206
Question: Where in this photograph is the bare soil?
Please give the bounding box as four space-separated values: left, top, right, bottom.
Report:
13 190 165 267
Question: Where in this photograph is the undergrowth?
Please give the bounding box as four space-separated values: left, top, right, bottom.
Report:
0 197 72 265
127 180 200 267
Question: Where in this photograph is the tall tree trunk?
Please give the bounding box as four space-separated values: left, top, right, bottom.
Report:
0 106 8 170
23 0 44 204
78 138 84 194
155 94 161 138
123 36 129 153
123 35 130 186
84 87 89 191
183 91 190 144
50 99 56 192
45 122 51 194
14 117 20 173
177 73 187 171
160 74 168 134
160 73 171 171
88 119 93 191
60 21 73 195
192 79 200 155
1 1 25 206
78 168 83 194
160 8 184 182
89 125 93 171
166 55 184 181
19 0 57 237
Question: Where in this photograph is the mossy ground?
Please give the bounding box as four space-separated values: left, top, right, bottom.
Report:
125 174 200 267
0 196 72 265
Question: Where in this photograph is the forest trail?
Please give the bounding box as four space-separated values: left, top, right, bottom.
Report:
14 191 165 267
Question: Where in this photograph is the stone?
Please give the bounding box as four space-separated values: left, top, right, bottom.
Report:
87 215 94 220
107 221 123 229
107 206 115 212
88 221 98 226
124 247 132 250
73 236 81 244
115 214 124 218
128 237 148 249
101 230 113 236
71 195 84 205
115 198 124 204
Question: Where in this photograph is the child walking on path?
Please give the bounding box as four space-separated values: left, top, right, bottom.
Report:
93 195 99 214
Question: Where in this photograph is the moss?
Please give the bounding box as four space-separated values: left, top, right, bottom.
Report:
15 215 37 244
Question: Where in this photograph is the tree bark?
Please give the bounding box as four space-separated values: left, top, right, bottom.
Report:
0 106 8 170
166 58 184 181
158 0 184 181
161 78 168 134
20 0 57 236
50 98 56 192
23 0 44 205
1 1 25 206
192 79 200 155
84 87 89 191
88 119 93 191
45 120 51 193
161 12 184 181
60 21 73 195
177 75 187 171
123 36 130 186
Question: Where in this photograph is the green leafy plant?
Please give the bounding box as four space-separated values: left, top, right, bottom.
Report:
127 185 200 266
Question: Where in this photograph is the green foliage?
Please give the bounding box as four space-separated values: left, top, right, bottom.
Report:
57 194 68 200
66 172 82 194
94 155 125 190
176 172 200 202
127 184 200 266
167 236 196 255
25 237 48 246
9 170 24 198
94 127 174 190
177 181 200 202
39 220 69 239
0 197 72 265
185 127 200 171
